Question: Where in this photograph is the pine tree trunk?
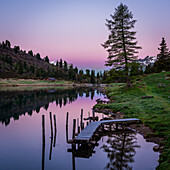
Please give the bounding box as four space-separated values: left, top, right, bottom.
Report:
122 22 132 87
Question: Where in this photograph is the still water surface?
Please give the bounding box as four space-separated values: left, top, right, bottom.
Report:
0 88 159 170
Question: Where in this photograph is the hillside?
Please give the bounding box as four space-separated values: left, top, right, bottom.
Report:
0 41 103 83
0 42 58 78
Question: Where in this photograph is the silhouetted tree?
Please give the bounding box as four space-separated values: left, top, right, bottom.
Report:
74 66 78 74
28 50 33 56
44 56 49 63
102 3 141 87
5 40 11 48
36 53 41 60
153 37 170 72
68 64 75 80
56 60 59 67
59 59 63 68
14 46 20 54
64 61 68 72
90 70 95 84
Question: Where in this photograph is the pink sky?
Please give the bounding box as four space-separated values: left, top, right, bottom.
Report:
0 0 169 71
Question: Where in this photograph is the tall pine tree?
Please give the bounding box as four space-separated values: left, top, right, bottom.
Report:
102 3 141 86
153 37 170 72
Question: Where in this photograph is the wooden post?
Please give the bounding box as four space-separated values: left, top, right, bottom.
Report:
42 115 45 144
116 123 118 130
93 110 95 121
80 109 83 130
87 122 89 126
109 123 112 131
66 112 69 143
78 126 80 134
49 112 53 137
42 115 45 170
72 119 76 140
49 136 53 160
72 147 76 170
53 115 57 147
77 118 79 134
88 112 91 123
82 122 84 130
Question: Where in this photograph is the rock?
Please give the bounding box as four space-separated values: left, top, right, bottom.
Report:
153 145 159 152
141 96 154 99
160 146 165 150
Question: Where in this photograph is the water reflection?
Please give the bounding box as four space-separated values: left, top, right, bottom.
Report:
0 88 159 170
68 128 140 170
102 131 140 170
0 88 98 126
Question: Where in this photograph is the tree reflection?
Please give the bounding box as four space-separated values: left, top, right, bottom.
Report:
0 88 102 126
101 132 140 170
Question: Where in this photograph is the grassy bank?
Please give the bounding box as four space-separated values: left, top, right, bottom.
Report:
94 72 170 169
0 78 74 86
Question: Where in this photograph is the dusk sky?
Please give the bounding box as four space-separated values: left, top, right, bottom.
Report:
0 0 170 71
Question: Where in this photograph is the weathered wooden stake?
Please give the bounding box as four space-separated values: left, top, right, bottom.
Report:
72 119 76 140
88 112 91 123
82 122 84 130
66 112 69 142
80 109 83 130
72 147 76 170
77 118 79 134
116 123 118 130
92 110 95 121
49 112 53 137
49 137 53 160
42 115 45 170
53 115 57 147
78 126 80 134
109 123 112 131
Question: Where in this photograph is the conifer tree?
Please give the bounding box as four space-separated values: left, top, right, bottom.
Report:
36 53 41 60
90 70 95 84
64 61 68 72
102 3 141 86
56 60 59 67
28 50 33 56
153 37 170 72
5 40 11 48
44 56 49 63
59 59 63 68
14 46 20 54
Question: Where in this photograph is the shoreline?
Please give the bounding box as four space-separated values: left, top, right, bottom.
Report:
94 107 164 148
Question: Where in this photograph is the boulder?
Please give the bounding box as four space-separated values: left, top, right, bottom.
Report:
153 145 159 152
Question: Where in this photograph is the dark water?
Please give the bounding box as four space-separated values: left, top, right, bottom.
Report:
0 88 159 170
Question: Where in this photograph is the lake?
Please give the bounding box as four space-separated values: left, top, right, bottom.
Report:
0 87 159 170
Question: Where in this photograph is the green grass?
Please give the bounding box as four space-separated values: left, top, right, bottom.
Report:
0 78 73 86
94 72 170 169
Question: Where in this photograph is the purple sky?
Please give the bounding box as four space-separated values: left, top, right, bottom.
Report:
0 0 170 71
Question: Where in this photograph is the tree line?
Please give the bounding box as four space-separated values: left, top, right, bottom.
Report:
0 40 107 83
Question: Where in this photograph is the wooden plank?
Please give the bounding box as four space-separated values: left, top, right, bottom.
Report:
76 121 101 141
75 118 140 142
101 118 140 124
